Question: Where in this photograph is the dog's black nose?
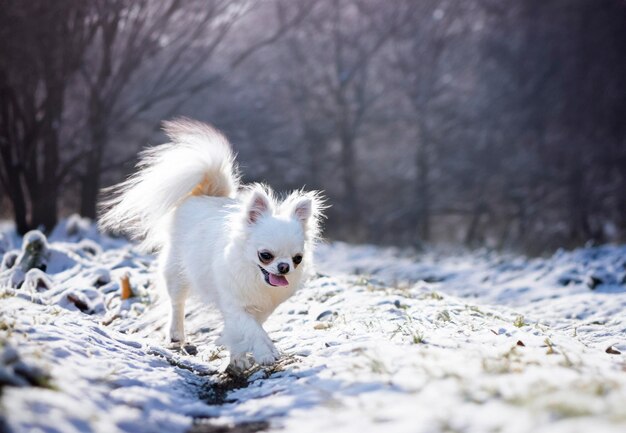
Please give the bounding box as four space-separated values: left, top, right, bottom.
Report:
277 262 290 274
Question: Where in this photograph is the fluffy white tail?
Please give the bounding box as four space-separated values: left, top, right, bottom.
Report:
98 118 239 251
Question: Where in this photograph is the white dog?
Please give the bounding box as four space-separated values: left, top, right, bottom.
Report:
99 118 324 370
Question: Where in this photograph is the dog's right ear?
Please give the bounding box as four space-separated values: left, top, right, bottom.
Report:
246 189 272 224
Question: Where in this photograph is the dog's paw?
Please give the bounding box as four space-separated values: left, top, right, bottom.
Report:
229 353 254 372
168 327 185 343
252 342 280 366
168 338 184 350
255 353 277 366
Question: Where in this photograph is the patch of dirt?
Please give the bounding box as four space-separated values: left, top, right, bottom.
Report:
197 372 250 405
191 372 270 433
188 421 269 433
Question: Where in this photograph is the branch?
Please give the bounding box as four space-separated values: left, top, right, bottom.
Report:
56 148 90 183
100 154 138 173
229 0 316 69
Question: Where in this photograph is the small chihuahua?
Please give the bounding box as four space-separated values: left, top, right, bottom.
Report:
99 118 325 370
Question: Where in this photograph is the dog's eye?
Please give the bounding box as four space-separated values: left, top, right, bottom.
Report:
258 251 274 263
293 254 303 265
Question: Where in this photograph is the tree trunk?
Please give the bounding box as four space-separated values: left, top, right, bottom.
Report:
31 121 61 232
31 186 58 232
305 127 324 189
80 120 107 220
23 83 63 233
415 120 431 242
567 167 591 242
79 152 103 220
465 202 487 246
339 127 359 236
7 173 30 235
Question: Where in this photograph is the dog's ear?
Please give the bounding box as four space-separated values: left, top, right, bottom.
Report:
282 190 326 239
292 197 313 225
246 189 272 224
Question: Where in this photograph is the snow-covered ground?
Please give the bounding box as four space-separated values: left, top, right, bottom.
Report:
1 216 625 433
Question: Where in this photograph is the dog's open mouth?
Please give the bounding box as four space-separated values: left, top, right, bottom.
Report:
258 266 289 287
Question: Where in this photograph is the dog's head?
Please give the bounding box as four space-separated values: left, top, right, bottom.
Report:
237 185 325 288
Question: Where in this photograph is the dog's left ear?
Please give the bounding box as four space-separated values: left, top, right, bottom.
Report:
285 191 326 239
292 197 313 225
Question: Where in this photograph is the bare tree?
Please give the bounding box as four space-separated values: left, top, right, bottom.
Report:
78 0 235 218
281 0 413 239
78 0 314 218
1 0 625 250
0 1 95 233
0 0 314 225
391 1 465 242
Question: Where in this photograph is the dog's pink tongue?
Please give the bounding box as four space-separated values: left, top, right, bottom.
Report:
269 273 289 286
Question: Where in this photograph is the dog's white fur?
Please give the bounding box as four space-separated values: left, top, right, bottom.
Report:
99 118 324 369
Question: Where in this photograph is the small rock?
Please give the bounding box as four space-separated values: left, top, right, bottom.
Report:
92 269 111 288
422 275 446 283
558 275 581 286
13 361 49 387
394 300 409 309
67 293 92 313
0 366 28 387
22 269 52 293
2 231 50 288
586 275 603 290
0 251 18 271
183 345 198 356
1 346 19 365
17 231 50 273
606 346 621 355
316 310 335 321
77 239 101 256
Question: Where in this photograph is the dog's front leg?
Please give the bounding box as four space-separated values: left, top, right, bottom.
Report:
218 304 280 370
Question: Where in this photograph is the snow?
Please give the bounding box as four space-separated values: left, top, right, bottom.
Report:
1 217 625 433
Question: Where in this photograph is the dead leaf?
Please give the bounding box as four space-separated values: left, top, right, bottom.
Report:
314 322 332 330
120 274 132 300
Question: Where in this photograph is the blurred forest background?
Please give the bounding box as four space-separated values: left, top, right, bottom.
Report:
1 0 625 254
